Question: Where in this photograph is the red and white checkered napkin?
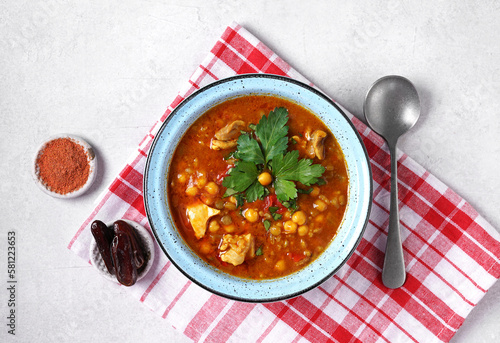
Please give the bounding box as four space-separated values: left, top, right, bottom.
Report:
69 22 500 343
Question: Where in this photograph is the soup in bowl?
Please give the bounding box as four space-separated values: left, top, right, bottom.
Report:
144 74 372 302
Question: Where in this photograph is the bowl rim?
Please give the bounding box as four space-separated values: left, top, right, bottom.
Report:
144 74 373 302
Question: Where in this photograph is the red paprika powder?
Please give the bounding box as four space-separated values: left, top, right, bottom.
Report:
35 137 91 195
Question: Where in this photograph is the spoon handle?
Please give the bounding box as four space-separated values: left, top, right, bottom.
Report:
382 142 406 289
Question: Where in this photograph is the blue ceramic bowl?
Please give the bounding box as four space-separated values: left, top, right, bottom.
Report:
144 74 372 302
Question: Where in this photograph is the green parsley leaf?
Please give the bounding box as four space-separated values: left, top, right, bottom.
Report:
255 246 263 256
274 178 298 203
316 178 327 186
268 206 280 213
245 181 266 203
263 220 271 231
297 187 313 194
220 107 325 206
282 198 298 211
294 159 326 186
255 107 289 164
222 161 259 193
223 188 239 197
271 150 325 202
271 212 283 220
234 193 245 208
272 151 325 185
234 134 265 164
224 150 236 160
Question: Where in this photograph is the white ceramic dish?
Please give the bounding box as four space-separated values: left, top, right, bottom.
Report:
32 134 97 198
89 220 155 284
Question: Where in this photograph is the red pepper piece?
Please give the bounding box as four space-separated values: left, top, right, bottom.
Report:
263 194 286 213
111 232 137 286
113 220 146 271
287 252 306 263
91 220 115 274
215 163 234 185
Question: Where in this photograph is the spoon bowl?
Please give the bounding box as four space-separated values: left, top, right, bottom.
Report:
364 75 421 289
364 76 420 141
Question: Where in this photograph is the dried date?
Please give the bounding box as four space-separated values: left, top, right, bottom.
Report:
91 220 115 274
113 220 146 271
111 232 137 286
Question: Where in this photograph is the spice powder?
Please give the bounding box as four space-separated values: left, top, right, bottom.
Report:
36 138 91 195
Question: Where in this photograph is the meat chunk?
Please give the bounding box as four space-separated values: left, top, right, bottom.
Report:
311 130 327 160
219 233 255 266
186 203 220 239
215 120 246 140
210 139 238 150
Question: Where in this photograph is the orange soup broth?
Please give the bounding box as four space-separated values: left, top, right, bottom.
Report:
168 95 349 279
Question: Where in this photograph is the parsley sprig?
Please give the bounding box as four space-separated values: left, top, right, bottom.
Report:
222 107 325 204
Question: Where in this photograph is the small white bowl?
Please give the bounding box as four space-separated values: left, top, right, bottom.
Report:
33 134 97 198
89 220 155 285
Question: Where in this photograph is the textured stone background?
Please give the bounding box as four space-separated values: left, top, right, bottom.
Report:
0 1 498 342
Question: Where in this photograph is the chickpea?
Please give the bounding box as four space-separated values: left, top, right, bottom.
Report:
258 172 272 186
314 199 328 212
185 186 198 196
338 194 346 206
177 173 188 183
244 208 259 223
283 210 291 220
292 211 307 225
310 186 320 197
224 202 237 210
315 214 325 223
319 195 329 202
205 181 219 195
208 219 220 233
298 225 309 236
269 225 281 236
275 259 286 272
199 241 212 254
224 224 236 233
202 197 213 206
330 197 339 209
283 220 298 234
196 175 207 188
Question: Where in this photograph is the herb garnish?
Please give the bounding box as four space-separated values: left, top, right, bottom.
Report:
222 107 325 204
263 220 271 231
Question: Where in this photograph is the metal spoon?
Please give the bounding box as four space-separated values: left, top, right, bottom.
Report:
363 75 421 289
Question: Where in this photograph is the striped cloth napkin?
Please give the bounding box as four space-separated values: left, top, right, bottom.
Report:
68 22 500 343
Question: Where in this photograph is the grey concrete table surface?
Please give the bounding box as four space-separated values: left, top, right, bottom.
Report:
1 1 498 342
